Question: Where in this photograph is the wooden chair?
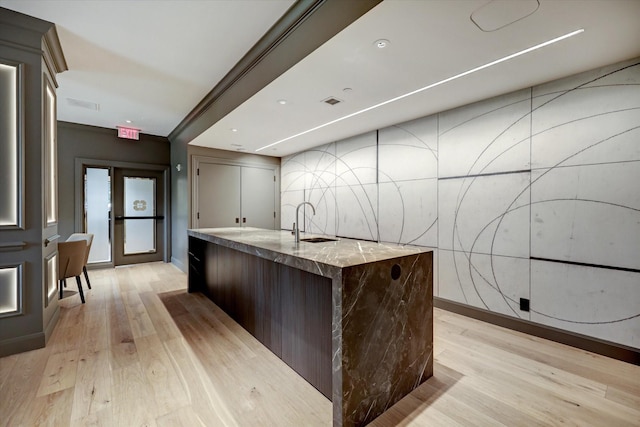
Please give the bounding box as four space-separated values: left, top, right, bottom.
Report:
58 240 88 304
66 233 94 289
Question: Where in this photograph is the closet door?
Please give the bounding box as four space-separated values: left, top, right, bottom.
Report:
241 166 276 229
196 163 241 228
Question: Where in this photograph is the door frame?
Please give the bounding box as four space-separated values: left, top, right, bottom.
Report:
74 158 171 268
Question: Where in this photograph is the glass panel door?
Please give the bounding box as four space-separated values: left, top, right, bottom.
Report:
123 176 156 254
113 168 165 266
84 167 111 263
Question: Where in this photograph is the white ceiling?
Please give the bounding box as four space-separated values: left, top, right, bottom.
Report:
2 0 640 158
0 0 295 136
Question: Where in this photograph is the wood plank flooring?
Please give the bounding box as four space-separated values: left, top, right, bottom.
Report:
1 262 638 426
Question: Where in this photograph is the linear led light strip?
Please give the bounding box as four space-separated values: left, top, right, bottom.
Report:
0 63 18 226
257 28 584 152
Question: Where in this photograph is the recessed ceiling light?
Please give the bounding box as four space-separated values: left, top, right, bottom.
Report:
343 88 353 93
277 99 287 105
231 128 238 132
257 28 584 153
125 120 132 124
374 39 390 49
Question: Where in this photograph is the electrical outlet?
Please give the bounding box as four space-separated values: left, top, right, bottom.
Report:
520 298 530 312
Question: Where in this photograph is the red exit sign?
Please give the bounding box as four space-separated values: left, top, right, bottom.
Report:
117 126 140 140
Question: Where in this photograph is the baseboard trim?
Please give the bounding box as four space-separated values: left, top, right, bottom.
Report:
0 332 45 358
44 305 60 344
171 256 186 273
434 297 640 366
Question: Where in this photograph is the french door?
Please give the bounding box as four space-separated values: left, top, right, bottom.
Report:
113 168 165 265
83 164 167 267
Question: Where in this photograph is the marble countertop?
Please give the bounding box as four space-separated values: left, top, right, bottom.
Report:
188 227 430 279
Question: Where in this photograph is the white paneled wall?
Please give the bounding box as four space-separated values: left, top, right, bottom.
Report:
281 58 640 349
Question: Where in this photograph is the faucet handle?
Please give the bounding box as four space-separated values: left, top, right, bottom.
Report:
291 222 295 235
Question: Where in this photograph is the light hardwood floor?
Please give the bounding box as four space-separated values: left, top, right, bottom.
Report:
1 262 638 426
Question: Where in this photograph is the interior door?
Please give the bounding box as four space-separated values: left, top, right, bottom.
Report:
113 168 165 265
83 166 112 264
196 163 241 228
241 166 276 229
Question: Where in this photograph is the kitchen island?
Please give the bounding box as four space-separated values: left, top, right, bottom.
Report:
188 227 433 427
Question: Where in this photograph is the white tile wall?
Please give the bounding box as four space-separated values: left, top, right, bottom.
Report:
531 260 640 348
281 58 640 348
531 162 640 270
335 184 378 241
335 132 377 187
378 116 438 182
378 179 437 247
439 89 531 178
438 172 530 258
306 186 336 236
439 249 530 320
532 58 640 168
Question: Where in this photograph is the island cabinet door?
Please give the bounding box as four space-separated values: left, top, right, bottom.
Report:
187 236 206 293
245 254 281 356
203 242 218 300
215 245 244 321
280 265 333 399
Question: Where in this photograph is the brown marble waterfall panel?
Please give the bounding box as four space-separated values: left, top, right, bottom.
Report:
280 265 333 398
334 252 433 427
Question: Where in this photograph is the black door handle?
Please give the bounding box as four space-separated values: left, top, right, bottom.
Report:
114 215 165 220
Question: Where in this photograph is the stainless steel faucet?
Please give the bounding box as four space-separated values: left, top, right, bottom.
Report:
294 202 315 243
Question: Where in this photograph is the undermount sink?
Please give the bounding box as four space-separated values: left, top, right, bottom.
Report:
300 237 338 243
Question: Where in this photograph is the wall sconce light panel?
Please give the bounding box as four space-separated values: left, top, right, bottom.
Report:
45 253 58 307
44 78 58 226
0 62 23 229
0 264 23 318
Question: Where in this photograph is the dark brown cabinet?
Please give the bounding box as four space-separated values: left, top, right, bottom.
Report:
187 236 206 293
187 237 332 398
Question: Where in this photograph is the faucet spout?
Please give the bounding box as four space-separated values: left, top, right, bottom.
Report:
294 202 316 243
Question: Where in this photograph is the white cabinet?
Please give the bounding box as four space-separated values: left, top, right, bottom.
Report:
194 160 277 229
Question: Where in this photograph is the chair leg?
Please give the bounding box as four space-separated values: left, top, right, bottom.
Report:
83 266 92 289
59 279 64 299
75 276 85 304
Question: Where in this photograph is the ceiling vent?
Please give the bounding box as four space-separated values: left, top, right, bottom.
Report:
323 97 342 106
67 98 100 111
